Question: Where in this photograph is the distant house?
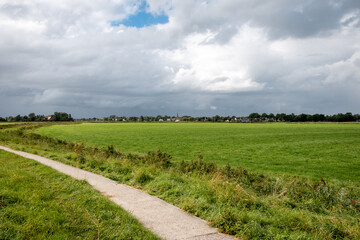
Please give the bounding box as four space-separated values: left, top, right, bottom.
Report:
241 117 250 123
45 115 52 120
159 119 164 122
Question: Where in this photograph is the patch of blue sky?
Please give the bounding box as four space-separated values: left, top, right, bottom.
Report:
111 1 169 28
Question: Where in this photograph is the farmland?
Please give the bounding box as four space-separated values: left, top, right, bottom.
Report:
35 122 360 182
1 123 359 239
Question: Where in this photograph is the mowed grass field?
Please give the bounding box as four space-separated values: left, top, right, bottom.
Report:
35 122 360 182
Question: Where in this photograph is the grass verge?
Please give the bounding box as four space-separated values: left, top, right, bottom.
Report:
1 124 360 239
0 149 160 240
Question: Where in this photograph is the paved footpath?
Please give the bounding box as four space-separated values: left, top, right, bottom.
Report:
0 146 238 240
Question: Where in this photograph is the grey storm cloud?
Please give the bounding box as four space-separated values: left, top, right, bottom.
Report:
0 0 360 118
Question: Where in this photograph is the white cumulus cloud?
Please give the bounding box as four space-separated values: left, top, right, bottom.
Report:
0 0 360 117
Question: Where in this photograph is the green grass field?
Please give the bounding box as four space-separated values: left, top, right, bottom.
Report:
35 122 360 182
2 123 359 239
0 150 160 240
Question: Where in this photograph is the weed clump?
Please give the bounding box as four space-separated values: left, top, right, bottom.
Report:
104 145 122 158
178 155 217 174
135 170 153 185
145 150 172 168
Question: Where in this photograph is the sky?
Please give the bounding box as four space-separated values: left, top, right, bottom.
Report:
0 0 360 118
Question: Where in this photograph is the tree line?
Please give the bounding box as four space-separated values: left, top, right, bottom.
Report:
100 112 360 123
247 112 360 122
1 112 359 123
0 112 73 122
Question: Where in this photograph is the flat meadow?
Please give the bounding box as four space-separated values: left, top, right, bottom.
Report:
2 122 359 239
35 122 360 182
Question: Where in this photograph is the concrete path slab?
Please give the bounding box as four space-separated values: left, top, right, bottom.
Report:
0 146 238 240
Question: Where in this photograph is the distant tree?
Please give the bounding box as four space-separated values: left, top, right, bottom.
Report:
326 114 335 122
28 113 36 121
335 113 346 122
249 113 260 121
128 116 138 122
36 115 45 121
354 114 360 121
285 113 296 122
306 114 313 122
182 116 194 122
275 113 281 121
14 115 21 122
52 112 73 121
312 114 320 122
318 114 326 122
212 115 221 122
345 112 355 122
295 113 307 122
118 116 127 121
53 112 60 121
276 113 286 121
221 116 229 121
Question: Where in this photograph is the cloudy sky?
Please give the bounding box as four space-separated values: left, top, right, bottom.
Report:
1 0 360 118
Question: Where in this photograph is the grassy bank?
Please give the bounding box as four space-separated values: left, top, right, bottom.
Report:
1 124 359 239
0 149 160 240
35 122 360 182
